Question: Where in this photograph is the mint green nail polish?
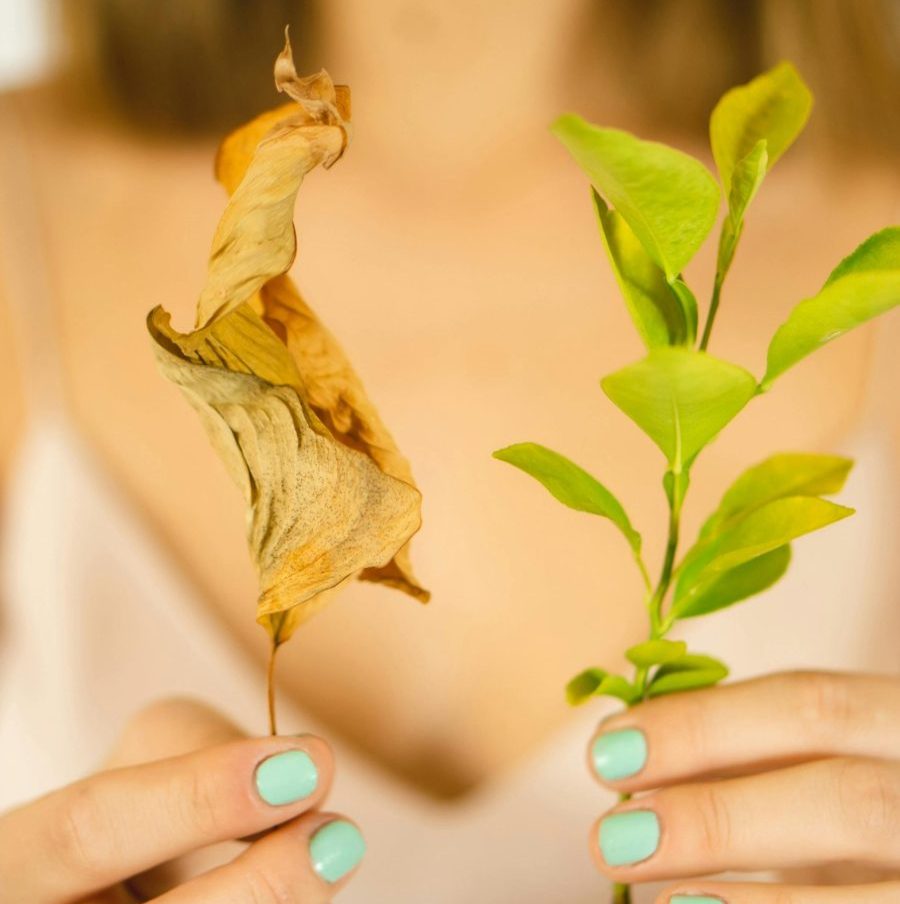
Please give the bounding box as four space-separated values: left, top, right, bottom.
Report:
599 810 660 866
254 750 318 806
670 897 725 903
592 729 647 781
310 820 366 883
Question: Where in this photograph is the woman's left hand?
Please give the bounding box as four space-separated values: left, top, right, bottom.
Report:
587 670 900 903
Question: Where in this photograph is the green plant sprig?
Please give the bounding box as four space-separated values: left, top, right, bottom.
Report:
493 62 899 904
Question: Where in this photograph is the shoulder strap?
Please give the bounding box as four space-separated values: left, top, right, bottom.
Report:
0 95 67 415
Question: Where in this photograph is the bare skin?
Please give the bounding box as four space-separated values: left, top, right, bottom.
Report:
1 0 898 800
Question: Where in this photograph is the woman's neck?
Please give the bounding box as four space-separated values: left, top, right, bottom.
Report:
316 0 624 194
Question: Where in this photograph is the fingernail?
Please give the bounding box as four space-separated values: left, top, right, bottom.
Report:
254 750 319 805
599 809 660 866
592 728 647 781
310 820 366 883
671 897 725 903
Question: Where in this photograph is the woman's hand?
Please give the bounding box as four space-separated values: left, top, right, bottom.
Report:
0 699 365 903
587 670 900 903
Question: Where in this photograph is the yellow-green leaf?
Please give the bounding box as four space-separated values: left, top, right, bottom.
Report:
601 348 757 469
684 496 853 583
591 190 688 347
824 226 900 286
701 452 853 539
492 442 641 554
566 669 639 706
763 270 900 387
716 139 768 279
625 639 687 668
670 277 699 344
553 115 720 281
710 61 812 197
673 544 791 619
647 654 729 697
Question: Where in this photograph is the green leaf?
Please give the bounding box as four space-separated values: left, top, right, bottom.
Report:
566 668 606 705
701 452 853 538
726 140 769 225
669 277 699 344
763 271 900 387
716 140 768 278
601 348 757 469
566 668 639 706
553 115 720 281
710 61 812 197
591 190 688 347
711 62 812 294
492 442 641 554
647 653 729 697
625 638 687 667
824 226 900 286
673 544 791 618
683 496 853 582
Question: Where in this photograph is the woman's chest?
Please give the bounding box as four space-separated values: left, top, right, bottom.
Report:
49 153 880 794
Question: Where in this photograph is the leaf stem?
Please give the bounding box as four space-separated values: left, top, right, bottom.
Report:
635 553 653 595
699 272 723 351
267 642 280 736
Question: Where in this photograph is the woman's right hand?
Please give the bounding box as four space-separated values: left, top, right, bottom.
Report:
0 699 365 903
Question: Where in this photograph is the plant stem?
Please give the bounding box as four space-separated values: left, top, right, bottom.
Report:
610 792 633 902
611 790 633 902
646 472 684 640
267 642 280 736
616 473 686 904
699 272 723 351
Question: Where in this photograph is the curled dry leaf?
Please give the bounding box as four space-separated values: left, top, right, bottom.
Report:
148 32 429 647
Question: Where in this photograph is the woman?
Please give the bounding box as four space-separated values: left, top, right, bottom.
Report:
0 1 898 901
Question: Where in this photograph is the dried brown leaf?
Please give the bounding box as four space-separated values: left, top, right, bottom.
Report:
148 33 428 645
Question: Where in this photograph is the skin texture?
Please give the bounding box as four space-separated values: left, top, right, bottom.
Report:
0 1 898 802
0 698 363 903
588 671 900 899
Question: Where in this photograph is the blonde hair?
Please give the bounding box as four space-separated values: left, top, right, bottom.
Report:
63 0 899 155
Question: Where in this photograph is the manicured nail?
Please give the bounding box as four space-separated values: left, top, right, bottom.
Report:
592 728 647 781
310 820 366 883
671 897 725 904
599 809 660 866
254 749 319 805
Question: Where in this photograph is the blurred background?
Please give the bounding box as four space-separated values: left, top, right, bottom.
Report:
3 0 900 140
0 2 898 901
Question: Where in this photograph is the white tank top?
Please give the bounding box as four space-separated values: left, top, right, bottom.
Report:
1 101 898 902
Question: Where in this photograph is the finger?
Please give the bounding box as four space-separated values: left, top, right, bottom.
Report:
101 700 250 899
656 880 900 903
591 756 900 880
0 734 334 904
105 697 246 769
588 671 900 791
155 813 365 903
